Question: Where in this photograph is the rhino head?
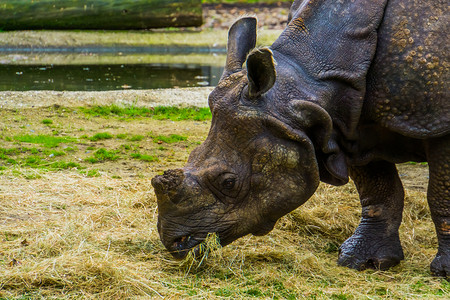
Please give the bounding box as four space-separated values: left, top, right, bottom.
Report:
152 17 349 259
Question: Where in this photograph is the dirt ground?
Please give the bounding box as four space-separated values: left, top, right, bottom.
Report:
0 88 212 109
201 2 292 30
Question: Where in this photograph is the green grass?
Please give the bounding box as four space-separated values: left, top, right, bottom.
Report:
0 147 81 172
129 135 145 142
45 150 66 157
64 146 77 152
0 151 80 171
130 153 159 162
47 161 80 170
24 156 43 167
0 147 61 157
80 169 101 177
151 134 187 144
42 119 53 125
85 148 120 163
0 148 17 156
120 144 131 151
13 134 76 148
88 132 114 141
79 105 212 121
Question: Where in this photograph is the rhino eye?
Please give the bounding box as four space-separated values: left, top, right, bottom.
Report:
222 178 236 190
208 172 240 201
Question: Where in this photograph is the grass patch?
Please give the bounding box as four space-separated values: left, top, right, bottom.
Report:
44 150 66 157
23 156 43 167
120 144 132 151
0 147 80 171
85 148 120 163
79 105 212 121
129 135 145 142
88 132 114 141
151 134 187 144
48 161 81 170
0 148 18 156
13 134 76 148
64 146 77 152
80 169 101 177
42 119 53 125
130 153 159 162
0 156 17 165
3 156 80 171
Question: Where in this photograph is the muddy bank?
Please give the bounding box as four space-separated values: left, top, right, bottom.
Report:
0 88 212 109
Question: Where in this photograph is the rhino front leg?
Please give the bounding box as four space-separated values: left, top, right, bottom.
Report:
426 137 450 278
338 161 405 270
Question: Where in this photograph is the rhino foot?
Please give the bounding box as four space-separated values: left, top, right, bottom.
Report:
430 252 450 278
337 233 404 271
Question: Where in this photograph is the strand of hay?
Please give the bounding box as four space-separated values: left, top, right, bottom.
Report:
178 233 222 275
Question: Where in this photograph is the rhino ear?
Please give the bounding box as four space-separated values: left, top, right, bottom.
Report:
246 48 276 98
290 100 349 185
223 17 257 76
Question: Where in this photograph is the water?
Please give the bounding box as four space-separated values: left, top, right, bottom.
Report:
0 63 224 91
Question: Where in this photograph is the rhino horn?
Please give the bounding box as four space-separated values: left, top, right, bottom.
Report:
151 169 185 209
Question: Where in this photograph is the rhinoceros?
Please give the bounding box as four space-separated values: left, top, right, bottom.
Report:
152 0 449 276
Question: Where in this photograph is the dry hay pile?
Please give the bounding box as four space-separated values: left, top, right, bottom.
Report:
1 165 447 299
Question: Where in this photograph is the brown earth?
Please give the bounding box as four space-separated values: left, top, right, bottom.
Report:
0 88 212 109
201 2 292 30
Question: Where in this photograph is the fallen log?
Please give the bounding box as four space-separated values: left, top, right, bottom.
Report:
0 0 202 30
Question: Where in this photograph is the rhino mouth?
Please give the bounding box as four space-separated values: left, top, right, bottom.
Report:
169 234 204 259
169 231 228 259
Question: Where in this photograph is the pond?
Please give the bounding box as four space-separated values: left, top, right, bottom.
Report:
0 52 225 91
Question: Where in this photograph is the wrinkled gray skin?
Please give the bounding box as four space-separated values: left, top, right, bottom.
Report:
152 0 449 276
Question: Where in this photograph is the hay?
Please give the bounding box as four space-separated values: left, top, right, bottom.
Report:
178 233 223 274
0 106 446 298
1 168 446 299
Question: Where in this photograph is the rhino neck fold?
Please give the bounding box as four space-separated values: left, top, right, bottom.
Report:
271 0 389 140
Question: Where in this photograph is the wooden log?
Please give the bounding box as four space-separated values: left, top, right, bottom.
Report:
0 0 202 30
